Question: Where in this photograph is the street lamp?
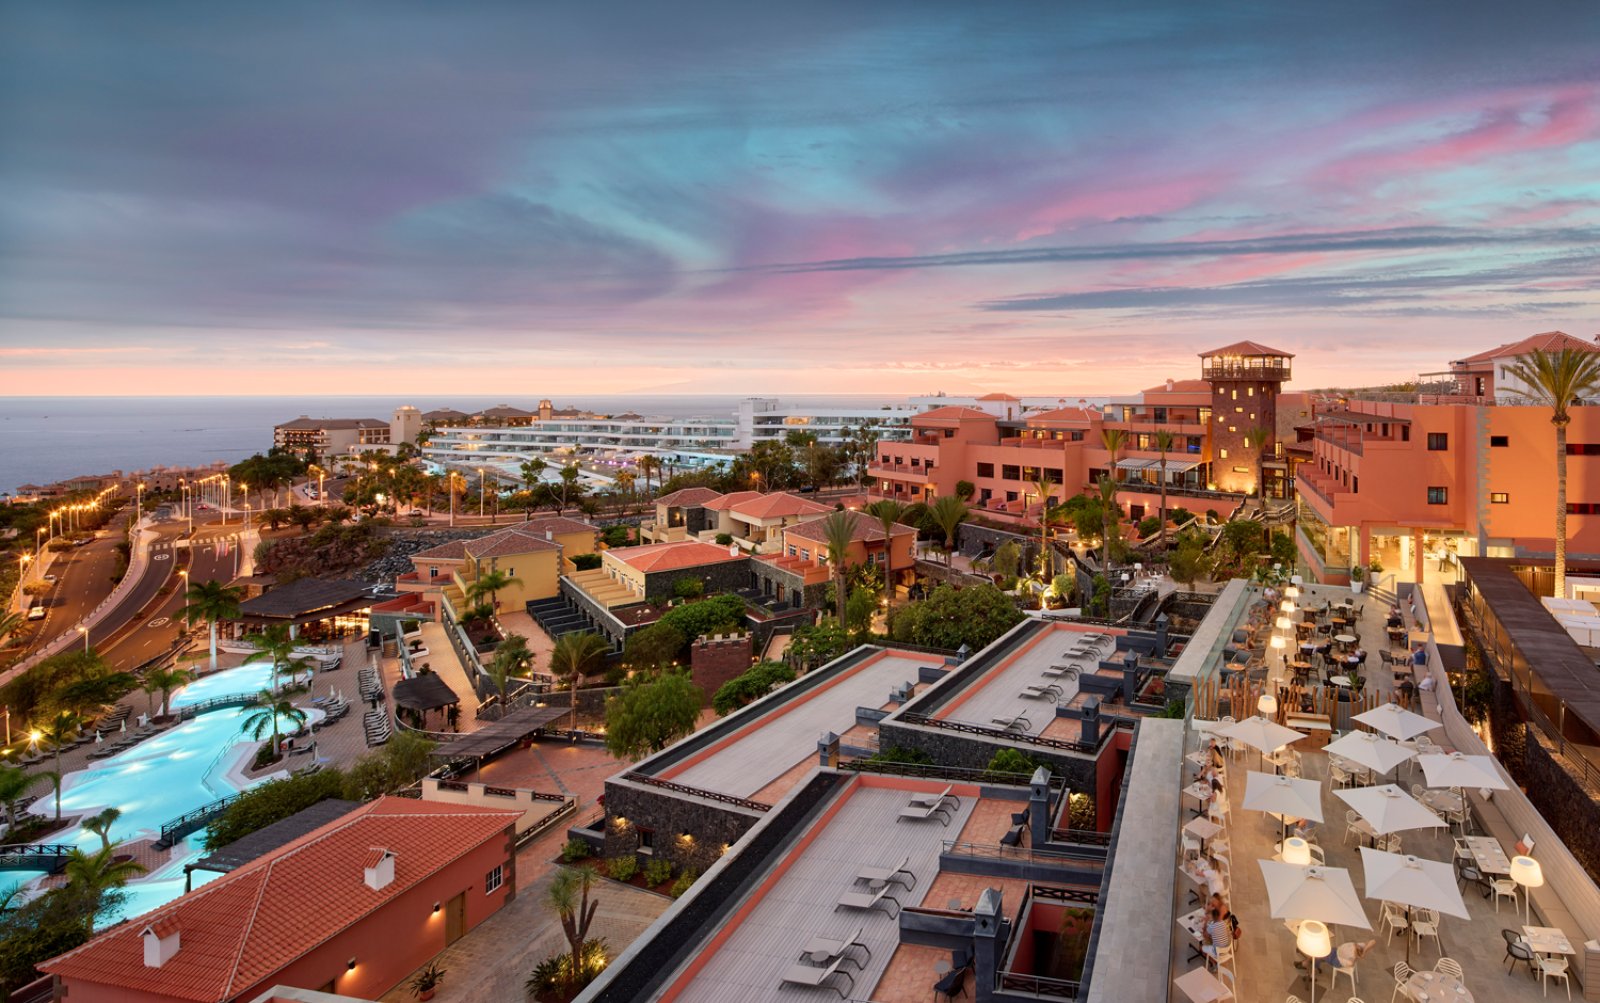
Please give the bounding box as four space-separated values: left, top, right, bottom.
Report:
477 467 486 519
76 624 89 653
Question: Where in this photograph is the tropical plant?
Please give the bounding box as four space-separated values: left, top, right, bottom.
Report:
643 857 673 886
1502 347 1600 597
711 660 796 716
1100 428 1126 486
635 454 660 496
887 584 1024 651
80 807 121 853
1096 475 1120 570
864 499 908 600
1152 428 1176 544
239 688 309 753
178 579 244 672
486 633 533 697
0 765 35 836
466 568 523 609
621 622 686 674
819 511 859 626
244 623 311 690
548 865 601 990
927 495 970 565
144 666 193 719
64 845 145 934
408 961 447 998
0 611 23 646
603 671 702 759
548 632 611 731
41 711 81 816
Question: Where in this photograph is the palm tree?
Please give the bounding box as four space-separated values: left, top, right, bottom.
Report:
488 633 533 699
0 611 23 646
467 569 523 611
38 769 62 823
1244 424 1274 502
81 807 122 853
145 667 193 719
636 455 660 496
927 495 970 566
1503 347 1600 596
1097 475 1120 571
244 623 310 690
1152 429 1177 545
819 511 858 626
864 499 907 602
1029 478 1057 581
65 845 146 935
179 578 244 671
42 710 82 809
1100 428 1127 487
0 765 34 836
240 688 309 753
548 864 600 989
548 632 611 731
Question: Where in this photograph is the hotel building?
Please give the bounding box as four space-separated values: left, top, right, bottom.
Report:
272 407 422 457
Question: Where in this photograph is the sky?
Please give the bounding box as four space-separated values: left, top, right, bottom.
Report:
2 1 1599 397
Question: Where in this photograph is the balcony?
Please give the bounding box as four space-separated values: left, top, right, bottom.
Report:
1294 469 1346 515
1201 361 1290 381
867 463 930 484
1102 418 1208 436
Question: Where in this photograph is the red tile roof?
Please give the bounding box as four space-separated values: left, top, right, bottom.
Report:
977 392 1019 401
42 798 519 1002
726 492 832 521
1198 340 1294 358
1024 407 1097 424
655 486 724 508
913 406 995 422
462 527 561 560
518 517 598 538
608 541 746 574
702 490 764 511
784 512 916 545
1143 378 1212 394
1453 331 1599 365
409 539 470 561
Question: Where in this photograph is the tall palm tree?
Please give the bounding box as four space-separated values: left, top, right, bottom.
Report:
179 578 244 671
927 495 970 566
864 499 908 601
65 845 146 935
819 511 859 626
1152 429 1177 545
1100 428 1127 487
547 864 600 989
0 765 34 836
549 632 611 732
1097 475 1120 571
244 623 310 690
42 710 82 810
1503 347 1600 596
81 807 122 853
1030 478 1057 581
145 667 194 719
636 455 660 496
39 769 63 823
488 633 533 698
240 688 309 753
467 569 523 610
1242 424 1274 504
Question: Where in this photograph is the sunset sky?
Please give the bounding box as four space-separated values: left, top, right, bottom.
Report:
2 1 1598 397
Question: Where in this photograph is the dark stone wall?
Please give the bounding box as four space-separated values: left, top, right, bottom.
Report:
642 557 753 601
1523 727 1600 884
875 720 1101 794
1487 675 1529 788
600 780 761 873
691 634 755 705
957 524 1039 568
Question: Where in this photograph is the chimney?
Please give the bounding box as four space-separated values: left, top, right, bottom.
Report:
364 848 396 891
546 530 554 540
143 920 180 968
1166 378 1175 392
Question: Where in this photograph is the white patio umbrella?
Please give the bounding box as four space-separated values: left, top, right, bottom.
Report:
1220 715 1306 767
1417 751 1510 791
1353 702 1440 742
1325 731 1415 778
1242 771 1325 846
1258 859 1373 929
1359 846 1469 963
1335 784 1448 836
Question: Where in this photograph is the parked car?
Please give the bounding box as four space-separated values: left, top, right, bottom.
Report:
42 574 58 584
27 605 45 621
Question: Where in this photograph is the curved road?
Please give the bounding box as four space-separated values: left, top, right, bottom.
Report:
97 520 242 671
14 515 130 658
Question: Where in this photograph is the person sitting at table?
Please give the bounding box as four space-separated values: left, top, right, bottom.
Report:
1202 899 1236 966
1387 608 1403 629
1398 677 1416 710
1412 644 1427 667
1322 939 1377 978
1206 739 1226 768
1418 672 1435 696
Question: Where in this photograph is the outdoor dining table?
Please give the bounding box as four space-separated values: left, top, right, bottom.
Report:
1464 834 1512 876
1172 966 1231 1003
1405 969 1473 1001
1523 925 1575 959
1418 790 1463 816
1183 781 1214 808
1334 633 1358 645
1184 816 1223 846
1176 907 1208 961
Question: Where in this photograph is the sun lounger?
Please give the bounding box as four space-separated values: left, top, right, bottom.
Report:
1041 663 1082 680
908 785 958 810
990 714 1030 734
1021 683 1063 701
855 856 916 891
835 882 902 917
897 801 953 826
781 956 856 999
800 924 871 969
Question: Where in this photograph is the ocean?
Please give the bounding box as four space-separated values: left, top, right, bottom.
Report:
0 395 905 495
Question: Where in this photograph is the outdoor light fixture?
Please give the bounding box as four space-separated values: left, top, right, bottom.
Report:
1511 854 1544 921
1285 586 1300 599
347 958 356 971
1275 616 1292 630
1280 599 1294 612
1257 694 1278 717
1296 920 1332 1003
1270 635 1286 650
433 902 441 914
1281 836 1311 866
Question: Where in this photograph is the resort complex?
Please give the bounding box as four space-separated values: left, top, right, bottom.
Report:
3 329 1600 1003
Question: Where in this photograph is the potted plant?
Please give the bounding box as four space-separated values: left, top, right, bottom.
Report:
409 961 446 1000
1349 564 1365 594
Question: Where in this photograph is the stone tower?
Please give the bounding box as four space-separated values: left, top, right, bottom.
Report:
1200 341 1293 496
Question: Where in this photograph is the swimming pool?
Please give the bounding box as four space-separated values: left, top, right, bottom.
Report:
168 661 314 710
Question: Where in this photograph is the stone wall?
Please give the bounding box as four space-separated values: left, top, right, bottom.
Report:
957 523 1039 567
641 557 753 601
600 780 760 873
874 719 1101 794
1523 727 1600 883
691 633 755 705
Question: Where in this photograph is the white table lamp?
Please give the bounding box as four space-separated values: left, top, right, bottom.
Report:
1296 919 1332 1003
1286 585 1301 599
1511 854 1544 921
1282 836 1311 866
1280 599 1295 612
1258 693 1278 717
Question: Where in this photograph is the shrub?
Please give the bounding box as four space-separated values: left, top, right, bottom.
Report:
525 938 609 998
560 838 591 863
711 660 796 716
601 525 632 548
985 747 1038 777
204 768 347 849
622 622 685 671
1169 507 1193 525
1049 573 1073 599
571 553 602 571
955 480 976 500
643 857 674 886
672 577 705 600
714 532 733 545
657 594 745 640
868 745 932 765
1137 516 1162 538
669 868 699 898
607 855 638 882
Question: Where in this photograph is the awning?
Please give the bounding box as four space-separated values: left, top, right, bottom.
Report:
1115 458 1154 471
392 673 461 712
1159 458 1203 474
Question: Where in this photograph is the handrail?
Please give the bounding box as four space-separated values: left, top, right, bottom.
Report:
941 840 1104 868
619 771 772 813
1048 828 1113 847
839 757 1066 789
896 712 1103 753
155 790 245 848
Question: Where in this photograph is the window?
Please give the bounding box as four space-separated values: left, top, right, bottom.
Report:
1490 435 1509 447
1044 467 1063 484
1218 448 1228 460
485 865 504 894
1070 431 1084 441
1427 433 1448 451
1005 491 1018 502
1232 466 1249 474
638 827 656 851
800 548 810 561
1567 444 1600 455
976 462 995 478
1001 464 1021 481
1427 487 1448 505
787 546 796 557
1490 492 1509 504
428 566 439 579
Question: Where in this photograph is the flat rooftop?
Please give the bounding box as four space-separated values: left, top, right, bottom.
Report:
926 622 1123 741
657 649 932 801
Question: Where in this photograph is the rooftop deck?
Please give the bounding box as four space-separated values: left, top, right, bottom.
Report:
930 622 1120 737
659 650 932 799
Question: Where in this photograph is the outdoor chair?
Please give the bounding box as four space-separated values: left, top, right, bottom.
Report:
933 962 969 1001
1538 955 1572 999
896 801 952 826
1330 946 1360 993
1433 958 1463 979
1503 928 1536 977
1379 901 1409 945
1412 908 1441 957
836 883 901 917
909 786 958 811
855 857 915 891
1390 961 1415 1003
1344 810 1364 845
781 957 855 1000
800 925 870 969
1000 824 1024 848
1491 874 1519 912
1213 965 1237 1001
1455 857 1488 898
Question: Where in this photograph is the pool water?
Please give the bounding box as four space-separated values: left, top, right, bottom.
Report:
6 664 326 923
169 662 312 709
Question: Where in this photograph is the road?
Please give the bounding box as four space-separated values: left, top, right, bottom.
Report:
15 515 130 658
94 518 246 672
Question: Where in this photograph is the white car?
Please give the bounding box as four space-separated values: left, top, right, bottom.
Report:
27 605 45 621
42 574 58 584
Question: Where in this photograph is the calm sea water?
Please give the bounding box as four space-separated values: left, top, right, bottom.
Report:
0 395 904 495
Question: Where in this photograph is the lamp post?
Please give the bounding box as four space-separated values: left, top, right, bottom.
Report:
477 467 486 519
1296 918 1332 1003
135 482 146 524
1511 854 1543 921
76 624 89 654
